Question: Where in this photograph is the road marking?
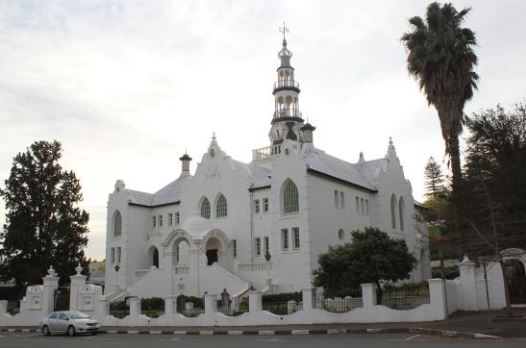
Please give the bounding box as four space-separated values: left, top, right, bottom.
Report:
127 330 139 334
21 329 31 333
327 329 347 334
406 334 421 341
199 330 214 335
291 330 309 335
171 337 181 341
258 330 275 335
173 330 187 335
150 330 162 335
228 330 243 335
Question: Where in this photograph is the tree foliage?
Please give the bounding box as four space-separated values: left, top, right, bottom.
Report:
313 227 417 298
0 141 89 289
424 157 446 198
461 104 526 256
402 2 478 250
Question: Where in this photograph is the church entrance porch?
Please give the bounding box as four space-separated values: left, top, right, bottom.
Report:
205 237 221 266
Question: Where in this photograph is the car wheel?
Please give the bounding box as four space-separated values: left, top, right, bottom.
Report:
67 325 76 337
41 325 50 336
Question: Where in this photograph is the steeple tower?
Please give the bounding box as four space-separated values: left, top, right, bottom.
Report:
269 23 305 145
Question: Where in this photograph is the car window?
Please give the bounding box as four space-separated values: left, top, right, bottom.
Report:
58 313 68 320
69 312 90 319
48 312 58 319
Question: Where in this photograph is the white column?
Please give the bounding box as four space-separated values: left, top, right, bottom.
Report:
164 295 177 316
428 279 447 320
204 293 217 314
69 274 87 311
301 288 313 311
42 272 60 315
249 290 263 313
361 283 377 307
459 255 478 310
0 300 7 315
129 297 141 317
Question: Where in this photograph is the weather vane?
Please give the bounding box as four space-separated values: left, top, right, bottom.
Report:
279 22 289 40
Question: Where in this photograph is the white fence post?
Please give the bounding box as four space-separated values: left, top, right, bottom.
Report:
69 264 87 312
129 297 141 317
301 288 313 311
459 255 478 310
249 290 263 313
361 283 377 307
164 295 176 316
42 267 60 316
428 278 447 320
96 298 110 319
0 300 7 315
204 293 218 314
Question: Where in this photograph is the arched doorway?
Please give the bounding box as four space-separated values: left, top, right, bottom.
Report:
148 246 160 268
205 237 221 266
505 259 526 304
172 238 191 266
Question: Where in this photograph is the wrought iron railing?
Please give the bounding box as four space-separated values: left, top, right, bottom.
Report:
273 108 302 119
273 80 300 90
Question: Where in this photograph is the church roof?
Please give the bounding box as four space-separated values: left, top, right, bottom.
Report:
127 189 154 206
305 150 377 192
355 158 386 188
152 177 186 206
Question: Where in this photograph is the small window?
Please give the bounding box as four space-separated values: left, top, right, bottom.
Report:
232 239 237 258
58 313 68 320
152 216 156 228
281 228 289 250
168 213 173 226
49 312 58 319
282 179 299 214
175 212 180 225
158 215 163 227
338 229 345 241
200 197 211 219
264 236 270 256
390 194 397 229
340 192 345 209
255 237 261 256
365 200 370 215
111 248 115 264
292 227 300 249
117 247 121 263
355 197 359 214
360 198 364 214
334 190 339 208
113 211 122 237
254 199 260 214
216 194 228 218
263 198 269 212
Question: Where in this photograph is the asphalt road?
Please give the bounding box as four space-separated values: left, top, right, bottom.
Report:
1 332 526 348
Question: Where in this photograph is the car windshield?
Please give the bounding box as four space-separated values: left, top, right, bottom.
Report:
69 312 90 319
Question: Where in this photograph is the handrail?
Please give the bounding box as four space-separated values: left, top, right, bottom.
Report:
273 108 302 118
274 80 300 89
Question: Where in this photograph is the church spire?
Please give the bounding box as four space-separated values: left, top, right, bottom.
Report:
269 24 305 146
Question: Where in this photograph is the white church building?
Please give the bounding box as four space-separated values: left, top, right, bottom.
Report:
104 35 431 300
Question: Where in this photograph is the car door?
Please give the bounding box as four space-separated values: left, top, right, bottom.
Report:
57 312 69 333
47 312 58 332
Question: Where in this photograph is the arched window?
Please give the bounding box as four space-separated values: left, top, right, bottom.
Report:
200 197 211 219
399 196 405 231
390 194 397 229
338 229 345 241
216 194 228 218
113 210 122 237
282 179 299 214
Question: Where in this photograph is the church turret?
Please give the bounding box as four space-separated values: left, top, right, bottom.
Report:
300 122 315 143
269 23 305 146
179 152 192 176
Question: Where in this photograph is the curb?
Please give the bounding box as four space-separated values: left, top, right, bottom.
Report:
0 326 501 338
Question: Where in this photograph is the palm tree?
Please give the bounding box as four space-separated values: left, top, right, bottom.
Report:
402 2 478 245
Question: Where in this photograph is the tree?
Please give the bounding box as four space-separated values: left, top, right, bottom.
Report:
313 227 417 299
461 104 526 316
402 2 478 248
424 157 445 198
0 140 89 291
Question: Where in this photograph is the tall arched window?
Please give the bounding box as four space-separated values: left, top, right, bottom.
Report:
216 194 228 218
200 197 211 219
282 179 299 214
399 196 405 231
113 210 122 237
390 194 397 229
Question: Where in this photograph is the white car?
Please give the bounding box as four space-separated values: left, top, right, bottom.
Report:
39 311 99 336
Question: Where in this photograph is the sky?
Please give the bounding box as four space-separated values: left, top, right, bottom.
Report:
1 0 525 261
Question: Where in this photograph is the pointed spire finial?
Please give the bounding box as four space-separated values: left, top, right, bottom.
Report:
279 22 289 42
386 136 397 159
359 152 365 163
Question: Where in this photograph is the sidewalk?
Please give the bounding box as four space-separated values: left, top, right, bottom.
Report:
2 309 525 338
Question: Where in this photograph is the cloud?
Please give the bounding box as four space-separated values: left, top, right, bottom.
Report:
1 0 525 259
